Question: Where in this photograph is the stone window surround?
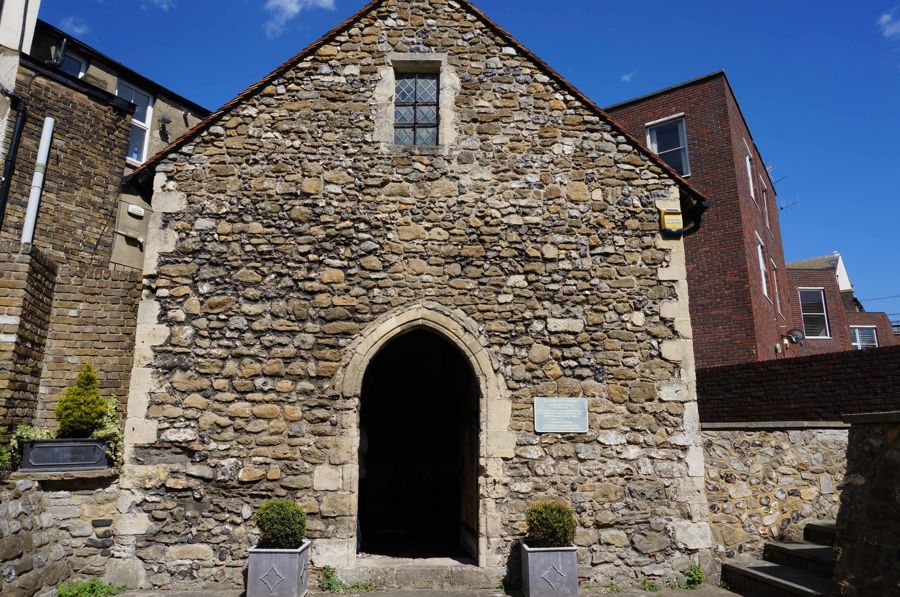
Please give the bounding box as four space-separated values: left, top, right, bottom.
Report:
374 53 460 154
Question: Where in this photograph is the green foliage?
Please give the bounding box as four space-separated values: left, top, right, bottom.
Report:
525 500 576 548
55 364 107 438
90 397 124 469
318 566 375 593
254 500 307 549
0 427 10 471
57 578 126 597
606 584 621 593
641 579 661 592
670 565 705 590
719 580 731 590
9 424 55 468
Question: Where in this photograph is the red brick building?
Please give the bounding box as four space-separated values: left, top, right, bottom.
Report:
607 71 792 368
788 253 895 355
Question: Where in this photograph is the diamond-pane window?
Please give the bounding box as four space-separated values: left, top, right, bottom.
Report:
394 73 439 146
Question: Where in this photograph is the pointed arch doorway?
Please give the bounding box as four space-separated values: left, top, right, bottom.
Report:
357 328 479 560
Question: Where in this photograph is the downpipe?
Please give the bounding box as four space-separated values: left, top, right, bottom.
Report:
21 116 54 244
0 86 27 233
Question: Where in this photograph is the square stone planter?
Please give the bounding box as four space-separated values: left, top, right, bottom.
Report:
19 439 110 472
247 540 311 597
521 541 578 597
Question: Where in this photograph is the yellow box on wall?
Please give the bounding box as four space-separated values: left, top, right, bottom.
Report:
660 208 684 239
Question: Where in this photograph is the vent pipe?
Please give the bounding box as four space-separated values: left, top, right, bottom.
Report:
21 116 54 244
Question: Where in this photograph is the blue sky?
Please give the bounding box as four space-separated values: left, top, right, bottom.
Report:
41 0 900 321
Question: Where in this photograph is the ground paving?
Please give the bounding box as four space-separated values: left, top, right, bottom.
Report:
125 586 738 597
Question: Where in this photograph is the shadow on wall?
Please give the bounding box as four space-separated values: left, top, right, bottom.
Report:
830 412 900 596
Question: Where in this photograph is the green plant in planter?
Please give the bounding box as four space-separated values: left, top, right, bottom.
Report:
9 424 55 468
55 364 107 438
525 500 576 548
254 499 307 549
91 397 124 469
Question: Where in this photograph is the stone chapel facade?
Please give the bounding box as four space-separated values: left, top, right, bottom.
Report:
120 0 712 588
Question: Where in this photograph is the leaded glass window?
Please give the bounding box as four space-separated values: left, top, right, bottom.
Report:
394 73 439 146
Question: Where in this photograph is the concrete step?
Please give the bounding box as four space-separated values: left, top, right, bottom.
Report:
802 520 838 546
764 541 835 578
721 560 831 596
332 557 506 591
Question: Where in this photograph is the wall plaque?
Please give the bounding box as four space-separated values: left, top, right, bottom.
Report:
534 397 589 433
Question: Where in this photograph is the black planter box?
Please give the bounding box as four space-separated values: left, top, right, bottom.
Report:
20 439 110 472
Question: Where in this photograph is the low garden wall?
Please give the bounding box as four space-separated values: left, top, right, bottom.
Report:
702 426 846 559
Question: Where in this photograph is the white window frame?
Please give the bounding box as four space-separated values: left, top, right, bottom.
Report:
646 113 691 177
799 287 831 339
770 258 782 314
116 80 155 165
60 51 86 79
756 233 769 299
850 326 879 350
760 176 771 230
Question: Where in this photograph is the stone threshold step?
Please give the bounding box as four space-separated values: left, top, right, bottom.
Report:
802 520 839 546
722 560 831 596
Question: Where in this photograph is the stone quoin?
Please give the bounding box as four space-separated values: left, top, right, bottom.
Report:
120 0 711 589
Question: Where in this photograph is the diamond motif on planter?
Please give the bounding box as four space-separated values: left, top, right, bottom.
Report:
540 560 566 590
260 566 285 593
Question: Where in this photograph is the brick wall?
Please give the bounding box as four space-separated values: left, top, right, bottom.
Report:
0 57 131 268
698 345 900 423
34 266 141 427
607 72 793 368
0 241 57 426
787 268 851 355
846 311 896 349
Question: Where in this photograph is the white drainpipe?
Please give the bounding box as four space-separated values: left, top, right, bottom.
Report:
21 116 54 245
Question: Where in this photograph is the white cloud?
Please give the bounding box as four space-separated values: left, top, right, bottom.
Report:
264 0 335 39
59 16 90 36
620 71 637 84
150 0 175 11
879 8 900 38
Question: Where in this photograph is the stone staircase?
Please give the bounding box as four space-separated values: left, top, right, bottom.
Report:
334 556 506 591
721 521 838 596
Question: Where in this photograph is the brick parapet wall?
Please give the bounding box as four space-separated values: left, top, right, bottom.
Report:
0 242 57 426
35 266 142 427
698 345 900 423
0 61 130 268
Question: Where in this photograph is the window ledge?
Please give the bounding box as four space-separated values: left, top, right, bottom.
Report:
126 157 145 168
806 336 832 341
9 468 118 482
385 143 448 156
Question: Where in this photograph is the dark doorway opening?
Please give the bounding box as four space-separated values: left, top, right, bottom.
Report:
358 329 479 560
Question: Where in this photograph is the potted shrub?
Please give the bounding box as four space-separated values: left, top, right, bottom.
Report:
19 364 118 472
247 499 311 597
521 500 578 597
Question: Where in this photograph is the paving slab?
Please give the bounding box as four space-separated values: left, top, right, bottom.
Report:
125 586 737 597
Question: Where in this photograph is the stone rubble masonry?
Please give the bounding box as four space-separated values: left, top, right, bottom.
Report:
121 0 710 590
0 242 57 426
697 345 900 424
831 411 900 596
0 479 72 597
0 58 131 269
702 428 846 560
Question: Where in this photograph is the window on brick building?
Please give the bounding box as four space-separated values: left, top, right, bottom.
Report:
647 116 690 176
756 235 769 298
771 259 782 314
799 289 830 338
116 81 154 163
60 53 85 79
761 177 770 230
745 153 756 201
850 326 878 350
394 73 439 146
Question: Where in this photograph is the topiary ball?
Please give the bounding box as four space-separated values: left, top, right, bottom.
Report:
254 500 307 549
526 500 577 548
55 364 107 438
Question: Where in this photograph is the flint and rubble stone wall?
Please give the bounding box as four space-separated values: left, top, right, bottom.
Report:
702 428 846 560
0 479 71 597
121 0 709 590
832 413 900 596
0 242 57 427
34 267 142 428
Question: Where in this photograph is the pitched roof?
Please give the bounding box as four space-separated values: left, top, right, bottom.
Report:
786 254 841 270
127 0 710 227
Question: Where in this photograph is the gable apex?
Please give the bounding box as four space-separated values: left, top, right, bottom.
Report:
129 0 708 228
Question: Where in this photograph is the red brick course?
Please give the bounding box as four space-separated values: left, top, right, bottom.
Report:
698 345 900 423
